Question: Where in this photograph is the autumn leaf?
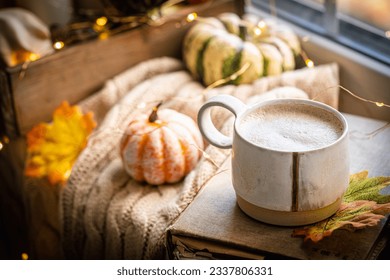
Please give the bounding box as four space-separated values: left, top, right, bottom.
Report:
292 172 390 242
25 101 96 185
343 171 390 204
292 200 390 242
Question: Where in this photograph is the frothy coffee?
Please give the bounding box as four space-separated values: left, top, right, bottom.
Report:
238 102 344 152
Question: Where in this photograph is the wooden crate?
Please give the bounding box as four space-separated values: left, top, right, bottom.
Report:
0 0 243 138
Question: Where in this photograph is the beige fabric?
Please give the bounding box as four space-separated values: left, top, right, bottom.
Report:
61 57 339 259
0 8 53 67
79 57 185 125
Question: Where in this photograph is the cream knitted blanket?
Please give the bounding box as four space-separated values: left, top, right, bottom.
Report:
61 57 339 259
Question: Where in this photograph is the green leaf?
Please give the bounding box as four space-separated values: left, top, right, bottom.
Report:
343 171 390 204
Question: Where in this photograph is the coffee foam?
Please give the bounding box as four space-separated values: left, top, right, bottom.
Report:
238 103 344 152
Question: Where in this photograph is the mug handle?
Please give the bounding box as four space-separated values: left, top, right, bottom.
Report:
197 95 248 149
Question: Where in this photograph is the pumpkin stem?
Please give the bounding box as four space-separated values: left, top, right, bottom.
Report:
148 101 163 123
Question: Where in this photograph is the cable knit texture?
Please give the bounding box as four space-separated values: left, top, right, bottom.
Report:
60 57 339 259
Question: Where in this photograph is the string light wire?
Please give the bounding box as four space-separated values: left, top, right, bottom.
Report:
4 2 389 153
312 85 390 108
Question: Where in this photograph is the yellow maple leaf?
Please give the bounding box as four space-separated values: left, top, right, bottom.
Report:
25 101 96 185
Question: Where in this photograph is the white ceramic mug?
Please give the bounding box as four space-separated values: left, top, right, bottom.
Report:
197 95 349 226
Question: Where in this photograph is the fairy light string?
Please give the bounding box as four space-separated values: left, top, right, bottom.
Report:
18 0 316 77
6 73 389 155
2 2 389 152
311 84 390 140
338 85 389 108
349 122 390 140
100 79 390 170
16 1 203 80
312 85 390 109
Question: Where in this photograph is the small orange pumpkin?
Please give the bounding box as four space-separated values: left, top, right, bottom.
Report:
120 104 204 185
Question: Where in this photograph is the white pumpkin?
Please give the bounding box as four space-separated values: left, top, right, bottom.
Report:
120 106 203 185
183 12 301 86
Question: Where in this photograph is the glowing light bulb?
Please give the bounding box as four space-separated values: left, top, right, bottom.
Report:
53 41 65 50
375 102 384 107
96 16 108 27
137 102 146 109
0 136 9 151
305 59 314 68
254 27 262 36
21 253 29 260
99 32 109 40
28 53 40 62
258 21 266 29
186 13 198 22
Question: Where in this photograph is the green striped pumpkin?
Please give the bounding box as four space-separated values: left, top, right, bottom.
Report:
183 13 301 86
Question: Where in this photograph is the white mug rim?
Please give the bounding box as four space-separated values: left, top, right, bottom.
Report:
234 98 349 154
